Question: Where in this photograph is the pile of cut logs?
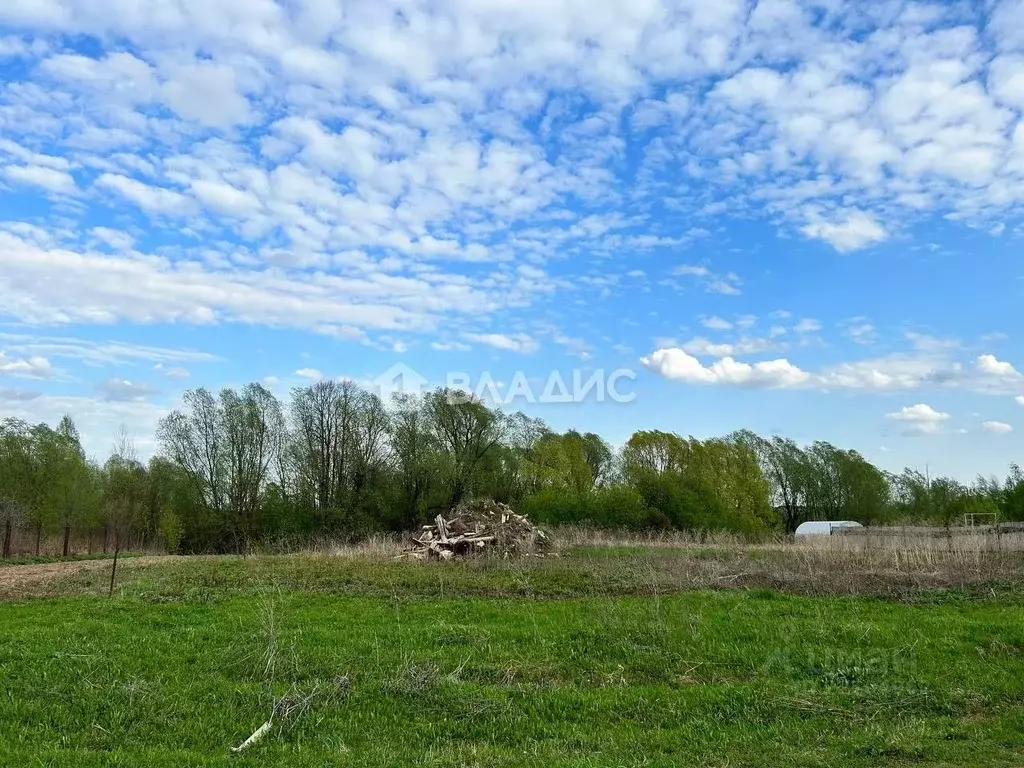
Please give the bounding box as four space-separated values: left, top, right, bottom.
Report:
404 499 549 560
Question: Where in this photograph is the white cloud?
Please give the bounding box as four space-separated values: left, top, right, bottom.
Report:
1016 395 1024 407
982 420 1014 434
2 0 1024 389
0 2 1017 262
4 164 76 194
0 352 54 378
646 342 1024 398
0 232 529 336
162 61 251 127
94 174 194 216
674 265 710 278
801 211 888 253
295 368 324 381
641 348 810 388
679 338 737 358
673 264 742 296
679 336 778 359
162 366 190 380
464 332 539 354
794 318 821 334
977 354 1021 378
0 36 46 58
431 341 471 352
846 322 876 345
708 275 742 296
886 403 951 435
735 315 757 330
989 54 1024 110
0 390 168 459
90 227 134 250
701 315 733 331
0 332 216 368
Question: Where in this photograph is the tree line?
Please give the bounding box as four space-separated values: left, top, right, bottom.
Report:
2 380 1023 556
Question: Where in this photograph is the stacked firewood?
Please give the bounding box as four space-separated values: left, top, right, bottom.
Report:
404 499 549 560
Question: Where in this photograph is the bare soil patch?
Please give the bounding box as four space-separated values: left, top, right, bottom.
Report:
0 556 176 598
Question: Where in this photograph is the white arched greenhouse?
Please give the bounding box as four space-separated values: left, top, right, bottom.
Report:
794 520 864 536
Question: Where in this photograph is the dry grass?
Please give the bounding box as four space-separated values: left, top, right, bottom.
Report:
553 525 1024 597
554 524 1024 553
245 525 1024 598
257 532 406 559
3 524 1022 602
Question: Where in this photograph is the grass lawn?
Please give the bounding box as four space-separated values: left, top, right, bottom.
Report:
1 552 1023 766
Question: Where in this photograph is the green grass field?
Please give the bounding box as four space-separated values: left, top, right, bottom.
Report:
2 548 1023 766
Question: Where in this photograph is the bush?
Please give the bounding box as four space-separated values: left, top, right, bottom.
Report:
630 472 725 531
518 488 586 526
158 509 183 554
587 485 661 530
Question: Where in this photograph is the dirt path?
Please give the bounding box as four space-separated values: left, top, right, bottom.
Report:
0 556 176 598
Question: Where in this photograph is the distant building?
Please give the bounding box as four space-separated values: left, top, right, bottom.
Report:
794 520 864 536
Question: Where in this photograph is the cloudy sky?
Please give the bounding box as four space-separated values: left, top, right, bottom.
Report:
1 0 1023 478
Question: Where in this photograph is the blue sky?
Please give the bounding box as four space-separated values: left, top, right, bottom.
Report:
1 0 1023 479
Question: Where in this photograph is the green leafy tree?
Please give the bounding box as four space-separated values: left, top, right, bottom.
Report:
0 419 34 557
103 431 148 596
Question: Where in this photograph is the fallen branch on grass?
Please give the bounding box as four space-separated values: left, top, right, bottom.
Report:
231 718 273 753
230 676 350 754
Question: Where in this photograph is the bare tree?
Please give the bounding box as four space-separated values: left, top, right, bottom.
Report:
158 388 225 515
425 389 507 507
220 384 284 553
159 385 283 553
290 380 350 522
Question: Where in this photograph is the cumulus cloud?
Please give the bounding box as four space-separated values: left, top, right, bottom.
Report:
295 368 324 381
982 421 1014 434
885 403 951 436
977 354 1021 378
801 211 888 253
641 348 810 389
1016 395 1024 406
644 344 1024 397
